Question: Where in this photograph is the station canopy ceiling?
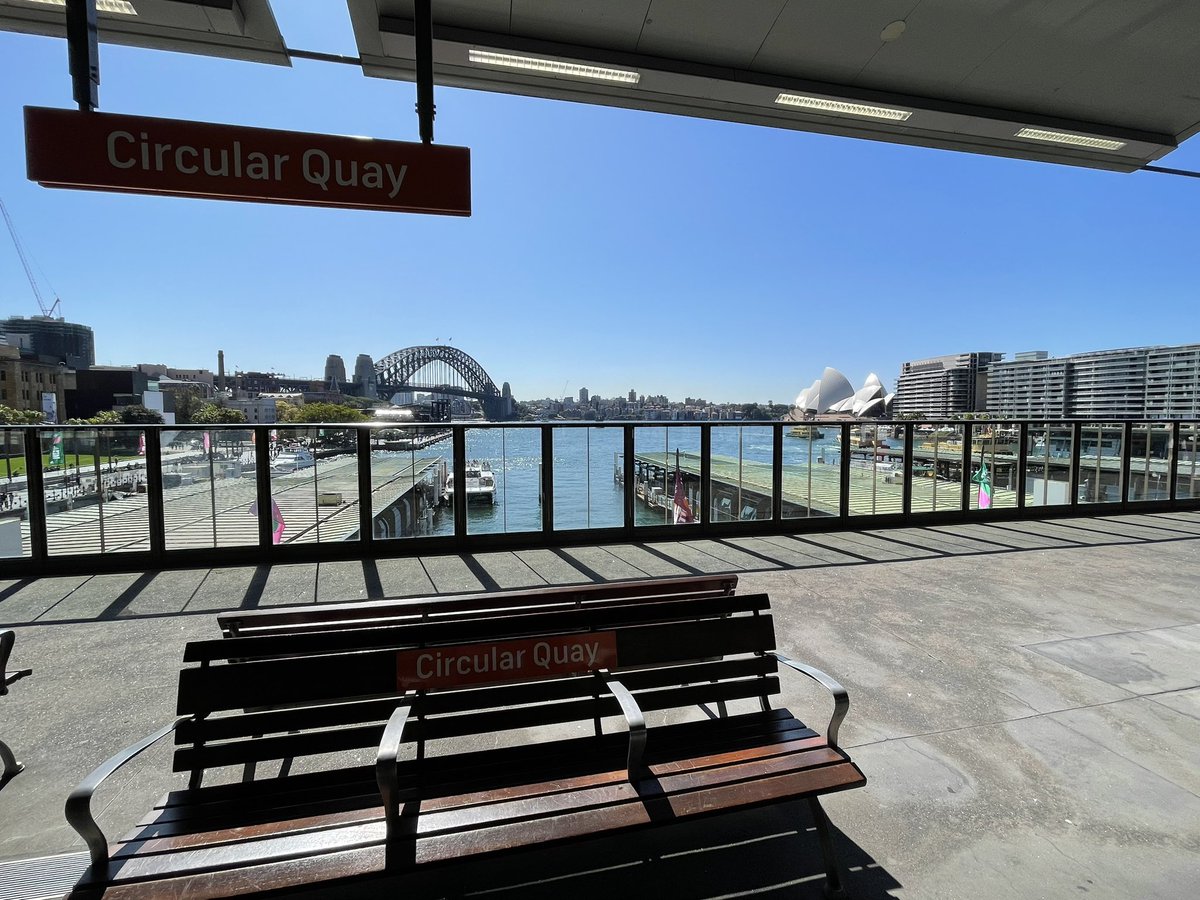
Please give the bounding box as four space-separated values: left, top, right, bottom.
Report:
6 1 1200 174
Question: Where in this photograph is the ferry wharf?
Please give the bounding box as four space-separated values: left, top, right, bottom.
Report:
0 510 1197 899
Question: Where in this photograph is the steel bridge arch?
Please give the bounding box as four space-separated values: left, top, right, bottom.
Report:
375 345 501 399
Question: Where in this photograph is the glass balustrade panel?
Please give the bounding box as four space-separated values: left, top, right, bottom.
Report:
370 425 452 540
464 427 541 535
553 426 624 531
781 421 839 519
633 426 700 527
709 425 773 522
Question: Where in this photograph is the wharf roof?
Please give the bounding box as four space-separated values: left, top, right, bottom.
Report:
2 2 1198 172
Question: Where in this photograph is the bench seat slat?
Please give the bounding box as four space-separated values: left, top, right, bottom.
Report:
103 742 861 889
145 715 821 834
121 739 844 859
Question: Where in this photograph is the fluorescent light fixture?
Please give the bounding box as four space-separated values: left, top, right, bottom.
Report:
775 93 912 122
1015 127 1126 151
25 0 138 13
468 49 640 84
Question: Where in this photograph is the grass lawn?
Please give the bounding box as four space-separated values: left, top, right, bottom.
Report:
0 452 142 478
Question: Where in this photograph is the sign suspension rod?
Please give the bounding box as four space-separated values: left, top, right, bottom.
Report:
65 0 100 112
414 0 435 143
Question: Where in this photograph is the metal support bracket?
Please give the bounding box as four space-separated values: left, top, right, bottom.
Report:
414 0 435 143
66 0 100 112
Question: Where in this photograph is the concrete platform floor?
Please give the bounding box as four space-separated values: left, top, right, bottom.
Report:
1 511 1198 899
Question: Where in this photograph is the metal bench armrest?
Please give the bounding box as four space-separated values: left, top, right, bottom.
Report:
65 717 188 868
599 670 647 781
769 651 850 749
375 693 417 841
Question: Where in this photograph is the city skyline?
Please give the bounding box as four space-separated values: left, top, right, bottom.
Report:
2 5 1199 406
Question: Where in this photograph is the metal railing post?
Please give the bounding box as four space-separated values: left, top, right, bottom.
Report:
623 426 635 535
1120 421 1134 509
961 422 973 513
700 425 712 526
540 426 554 535
1168 420 1181 503
23 427 48 563
901 422 914 516
144 428 165 560
357 426 375 546
452 426 467 543
1069 422 1082 506
255 426 273 547
1016 422 1028 509
772 423 783 522
838 423 850 518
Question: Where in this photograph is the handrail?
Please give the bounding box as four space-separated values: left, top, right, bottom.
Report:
2 418 1195 577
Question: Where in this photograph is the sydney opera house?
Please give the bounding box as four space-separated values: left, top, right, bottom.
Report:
790 367 895 420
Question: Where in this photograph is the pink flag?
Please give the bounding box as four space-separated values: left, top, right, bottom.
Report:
137 432 145 456
249 498 286 544
203 432 211 454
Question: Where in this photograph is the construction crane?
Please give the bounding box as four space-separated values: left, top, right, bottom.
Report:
0 197 62 319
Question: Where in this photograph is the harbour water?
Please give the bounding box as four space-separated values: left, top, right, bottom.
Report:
404 426 844 537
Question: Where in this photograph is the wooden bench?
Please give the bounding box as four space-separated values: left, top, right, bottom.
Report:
66 588 864 899
1 628 33 784
215 573 739 638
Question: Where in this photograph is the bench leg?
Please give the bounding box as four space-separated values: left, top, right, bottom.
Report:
0 738 23 783
808 796 848 899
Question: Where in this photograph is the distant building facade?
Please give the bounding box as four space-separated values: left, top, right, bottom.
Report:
0 342 75 420
986 343 1200 418
893 352 1003 417
0 316 94 369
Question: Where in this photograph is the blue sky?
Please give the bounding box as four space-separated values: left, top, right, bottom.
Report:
1 3 1198 405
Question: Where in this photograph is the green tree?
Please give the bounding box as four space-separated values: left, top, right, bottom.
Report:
171 387 206 424
0 405 44 425
119 404 164 425
192 404 248 424
275 399 298 423
287 402 368 424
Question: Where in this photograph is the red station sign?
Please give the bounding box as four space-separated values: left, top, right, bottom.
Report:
24 106 471 216
396 632 620 691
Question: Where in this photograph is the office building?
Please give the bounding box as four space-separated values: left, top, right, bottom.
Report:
893 352 1003 417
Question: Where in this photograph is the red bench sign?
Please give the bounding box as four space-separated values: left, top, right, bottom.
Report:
397 632 619 691
24 107 471 216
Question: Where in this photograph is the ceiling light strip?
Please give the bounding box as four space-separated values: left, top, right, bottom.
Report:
468 49 640 85
775 93 911 122
26 0 138 14
1015 128 1126 151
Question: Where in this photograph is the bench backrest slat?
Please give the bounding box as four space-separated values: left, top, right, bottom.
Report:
186 593 769 664
175 655 778 746
173 674 781 773
216 575 738 636
177 614 775 716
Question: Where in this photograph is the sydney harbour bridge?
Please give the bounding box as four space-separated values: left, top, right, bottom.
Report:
373 345 514 420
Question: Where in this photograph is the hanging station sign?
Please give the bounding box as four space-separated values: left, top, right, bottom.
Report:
24 107 471 216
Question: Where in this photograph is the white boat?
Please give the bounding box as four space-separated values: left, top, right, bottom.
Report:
445 460 496 504
271 447 316 474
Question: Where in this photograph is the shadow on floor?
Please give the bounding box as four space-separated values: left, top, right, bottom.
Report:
3 513 1197 629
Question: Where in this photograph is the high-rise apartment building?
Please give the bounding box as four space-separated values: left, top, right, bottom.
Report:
986 343 1200 418
579 387 589 404
985 356 1070 417
893 352 1003 416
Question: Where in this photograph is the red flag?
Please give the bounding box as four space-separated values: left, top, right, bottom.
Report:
673 450 694 524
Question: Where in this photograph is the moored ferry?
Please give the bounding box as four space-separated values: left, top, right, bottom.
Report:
445 460 496 504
